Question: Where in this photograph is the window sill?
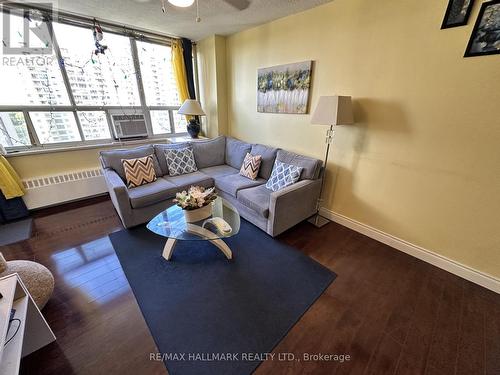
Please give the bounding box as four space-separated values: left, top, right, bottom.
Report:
3 135 200 158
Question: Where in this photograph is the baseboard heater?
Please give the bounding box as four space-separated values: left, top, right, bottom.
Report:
21 168 107 209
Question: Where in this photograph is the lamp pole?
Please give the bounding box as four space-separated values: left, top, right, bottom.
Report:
318 124 335 207
309 124 335 227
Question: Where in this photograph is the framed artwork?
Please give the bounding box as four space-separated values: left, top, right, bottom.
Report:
464 0 500 57
441 0 475 29
257 61 312 114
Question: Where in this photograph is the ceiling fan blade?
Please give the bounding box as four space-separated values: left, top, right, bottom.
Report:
223 0 250 10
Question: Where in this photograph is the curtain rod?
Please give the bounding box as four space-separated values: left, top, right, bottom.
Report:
0 1 183 46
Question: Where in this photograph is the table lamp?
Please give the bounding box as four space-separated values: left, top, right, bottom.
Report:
178 99 206 138
308 95 354 227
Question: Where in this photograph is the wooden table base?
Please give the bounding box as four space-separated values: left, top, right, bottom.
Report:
162 223 233 261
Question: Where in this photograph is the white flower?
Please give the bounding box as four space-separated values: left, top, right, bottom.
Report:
173 185 217 210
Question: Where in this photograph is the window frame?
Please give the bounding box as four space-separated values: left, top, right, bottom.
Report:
0 7 191 153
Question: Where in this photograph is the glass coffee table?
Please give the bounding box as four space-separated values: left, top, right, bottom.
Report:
147 197 240 261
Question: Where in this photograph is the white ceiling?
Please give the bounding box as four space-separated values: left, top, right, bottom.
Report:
54 0 333 41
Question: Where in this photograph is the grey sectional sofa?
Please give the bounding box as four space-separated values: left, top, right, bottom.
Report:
100 136 322 237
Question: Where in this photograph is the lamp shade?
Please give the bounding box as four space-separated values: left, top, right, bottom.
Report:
311 96 354 126
177 99 206 116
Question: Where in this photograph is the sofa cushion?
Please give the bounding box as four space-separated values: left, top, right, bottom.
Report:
128 178 177 209
154 142 190 176
237 184 271 218
251 144 278 179
164 172 214 191
215 174 266 197
191 136 226 169
100 145 162 181
266 160 303 192
122 155 157 188
225 137 252 169
165 147 198 176
199 165 239 179
276 149 322 180
239 153 262 180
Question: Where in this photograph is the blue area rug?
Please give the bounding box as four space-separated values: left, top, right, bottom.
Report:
0 218 32 246
109 220 335 375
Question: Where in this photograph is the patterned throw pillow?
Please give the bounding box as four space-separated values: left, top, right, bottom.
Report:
239 153 262 180
122 155 157 188
165 147 198 176
265 160 303 192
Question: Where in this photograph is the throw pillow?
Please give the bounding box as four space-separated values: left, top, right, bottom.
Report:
265 160 303 192
165 147 198 176
239 153 262 180
122 155 157 188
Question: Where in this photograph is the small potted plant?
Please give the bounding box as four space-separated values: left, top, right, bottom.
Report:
173 186 217 223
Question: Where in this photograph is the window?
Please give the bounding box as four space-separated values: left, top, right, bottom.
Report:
137 41 180 107
0 13 70 106
77 111 111 140
54 23 140 106
137 40 187 136
0 7 190 151
173 111 188 134
0 112 30 147
150 110 172 134
30 112 81 144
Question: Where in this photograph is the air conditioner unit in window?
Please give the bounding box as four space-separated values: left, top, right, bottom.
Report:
110 110 148 139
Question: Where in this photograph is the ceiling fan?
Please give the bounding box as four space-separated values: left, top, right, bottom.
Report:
158 0 250 22
165 0 250 11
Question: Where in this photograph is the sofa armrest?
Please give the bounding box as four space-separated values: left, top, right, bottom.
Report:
268 179 321 237
102 168 131 219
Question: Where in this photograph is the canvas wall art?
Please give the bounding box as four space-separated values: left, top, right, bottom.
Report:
441 0 475 29
257 61 312 114
465 0 500 57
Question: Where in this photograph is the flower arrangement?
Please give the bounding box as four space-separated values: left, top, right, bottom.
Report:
174 186 217 211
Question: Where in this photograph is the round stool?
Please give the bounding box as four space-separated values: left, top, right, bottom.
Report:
0 253 54 309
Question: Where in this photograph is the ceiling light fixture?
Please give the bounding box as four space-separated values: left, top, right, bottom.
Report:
168 0 195 7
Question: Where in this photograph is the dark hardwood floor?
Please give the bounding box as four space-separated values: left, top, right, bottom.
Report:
1 198 499 375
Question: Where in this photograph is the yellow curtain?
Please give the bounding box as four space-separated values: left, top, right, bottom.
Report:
171 39 190 107
0 156 24 199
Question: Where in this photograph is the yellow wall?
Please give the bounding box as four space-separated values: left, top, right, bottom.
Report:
197 35 228 138
224 0 500 277
8 148 103 179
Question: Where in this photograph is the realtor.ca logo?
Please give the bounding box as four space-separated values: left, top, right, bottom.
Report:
1 3 54 55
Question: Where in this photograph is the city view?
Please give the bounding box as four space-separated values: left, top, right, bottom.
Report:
0 13 186 148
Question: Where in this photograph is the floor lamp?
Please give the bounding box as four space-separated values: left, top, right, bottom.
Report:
308 95 354 228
